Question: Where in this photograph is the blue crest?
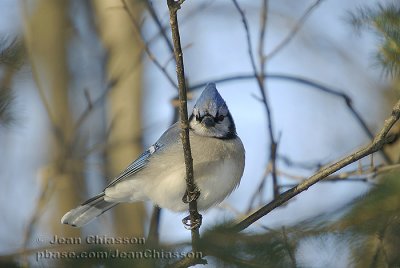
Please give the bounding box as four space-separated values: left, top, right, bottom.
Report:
194 83 227 117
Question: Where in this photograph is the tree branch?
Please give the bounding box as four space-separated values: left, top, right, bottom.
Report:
145 0 174 55
232 0 280 198
231 99 400 232
147 206 162 245
167 0 201 252
266 0 324 60
190 73 393 163
122 0 178 90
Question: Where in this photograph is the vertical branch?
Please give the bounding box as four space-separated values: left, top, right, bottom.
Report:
167 0 201 250
232 0 279 198
258 0 268 71
258 0 279 199
147 206 162 245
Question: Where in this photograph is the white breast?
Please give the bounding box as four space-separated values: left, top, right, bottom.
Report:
105 135 245 212
195 158 242 210
134 157 242 212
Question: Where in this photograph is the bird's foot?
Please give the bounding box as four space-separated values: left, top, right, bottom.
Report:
182 186 200 203
182 212 202 230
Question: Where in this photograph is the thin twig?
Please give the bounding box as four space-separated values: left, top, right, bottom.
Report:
145 0 174 54
232 0 280 198
266 0 324 60
319 163 398 182
147 206 162 245
279 162 400 183
167 0 202 254
190 73 393 163
258 0 268 73
72 80 116 137
122 0 178 90
258 0 281 200
246 165 271 213
231 99 400 232
278 178 372 189
278 154 323 170
147 1 214 50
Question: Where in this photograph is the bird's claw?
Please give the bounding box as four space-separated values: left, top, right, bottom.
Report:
182 187 200 203
182 213 202 230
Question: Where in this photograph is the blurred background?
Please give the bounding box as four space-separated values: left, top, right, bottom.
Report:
0 0 399 267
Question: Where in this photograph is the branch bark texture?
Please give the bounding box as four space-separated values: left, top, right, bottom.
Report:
232 99 400 232
167 0 201 250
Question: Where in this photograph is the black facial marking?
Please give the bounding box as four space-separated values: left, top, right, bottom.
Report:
223 113 237 139
193 112 227 125
189 110 238 140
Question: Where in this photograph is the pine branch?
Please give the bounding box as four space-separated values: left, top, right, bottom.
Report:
349 2 400 77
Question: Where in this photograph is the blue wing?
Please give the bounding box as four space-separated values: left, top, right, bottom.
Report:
106 142 163 188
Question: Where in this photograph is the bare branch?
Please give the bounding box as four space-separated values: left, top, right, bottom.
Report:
72 80 116 138
278 154 323 170
147 1 214 50
267 0 324 60
258 0 268 71
279 163 400 185
232 0 280 198
167 0 202 254
231 99 400 232
147 206 162 246
145 0 174 54
122 0 178 90
190 73 393 163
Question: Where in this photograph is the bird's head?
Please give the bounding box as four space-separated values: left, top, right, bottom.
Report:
189 83 236 139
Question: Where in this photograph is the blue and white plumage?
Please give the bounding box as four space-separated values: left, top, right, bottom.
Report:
61 83 245 227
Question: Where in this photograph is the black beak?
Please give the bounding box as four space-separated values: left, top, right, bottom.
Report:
202 116 215 127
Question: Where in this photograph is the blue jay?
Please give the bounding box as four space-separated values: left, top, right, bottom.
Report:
61 83 245 227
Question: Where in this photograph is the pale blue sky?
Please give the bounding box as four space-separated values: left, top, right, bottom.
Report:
0 0 391 266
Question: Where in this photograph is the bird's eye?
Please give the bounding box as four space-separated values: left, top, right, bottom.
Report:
217 114 224 122
195 114 201 121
